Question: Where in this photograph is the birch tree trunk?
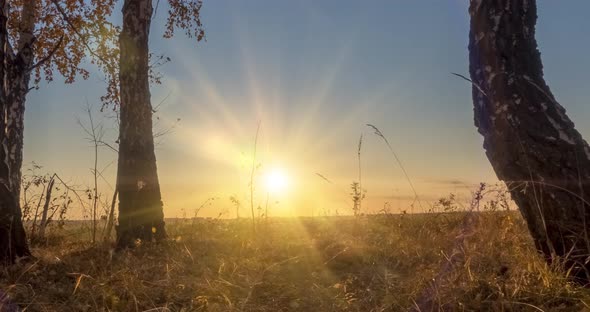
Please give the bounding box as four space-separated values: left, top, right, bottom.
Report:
469 0 590 284
0 0 31 264
116 0 166 248
6 0 36 210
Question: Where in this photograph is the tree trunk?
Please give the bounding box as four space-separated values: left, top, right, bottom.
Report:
7 0 36 208
0 0 31 264
469 0 590 284
103 188 117 242
38 175 55 240
116 0 166 249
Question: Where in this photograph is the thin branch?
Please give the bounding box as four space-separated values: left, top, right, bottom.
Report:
153 0 162 17
97 140 118 153
94 159 116 191
152 91 172 113
52 173 89 204
28 36 64 72
451 72 487 97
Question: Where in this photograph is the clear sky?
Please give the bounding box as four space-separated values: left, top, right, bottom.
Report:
22 1 590 218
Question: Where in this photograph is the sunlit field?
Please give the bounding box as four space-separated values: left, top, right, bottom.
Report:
3 204 590 311
5 0 590 311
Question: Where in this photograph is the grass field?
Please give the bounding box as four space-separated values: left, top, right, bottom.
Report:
2 212 590 311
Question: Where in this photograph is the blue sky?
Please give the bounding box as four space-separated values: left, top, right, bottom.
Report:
22 1 590 217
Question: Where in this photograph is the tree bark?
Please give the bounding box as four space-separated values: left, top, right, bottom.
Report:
116 0 166 249
0 0 31 264
7 0 36 208
469 0 590 284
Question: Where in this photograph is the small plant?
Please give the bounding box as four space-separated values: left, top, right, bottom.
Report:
433 193 458 213
350 182 366 216
357 134 363 214
230 195 241 219
20 164 76 242
249 122 261 233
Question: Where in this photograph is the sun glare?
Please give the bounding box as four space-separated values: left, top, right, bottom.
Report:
264 167 290 195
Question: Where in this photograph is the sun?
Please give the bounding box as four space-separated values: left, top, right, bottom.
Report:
264 167 290 195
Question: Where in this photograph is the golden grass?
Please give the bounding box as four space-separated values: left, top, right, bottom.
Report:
1 212 590 311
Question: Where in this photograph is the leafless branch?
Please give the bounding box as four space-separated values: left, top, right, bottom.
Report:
451 72 487 97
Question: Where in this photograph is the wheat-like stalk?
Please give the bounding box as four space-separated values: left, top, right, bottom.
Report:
367 124 423 212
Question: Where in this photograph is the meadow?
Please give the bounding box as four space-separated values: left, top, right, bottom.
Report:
2 205 590 311
3 1 590 311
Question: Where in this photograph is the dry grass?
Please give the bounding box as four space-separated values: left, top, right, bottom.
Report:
1 212 590 311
